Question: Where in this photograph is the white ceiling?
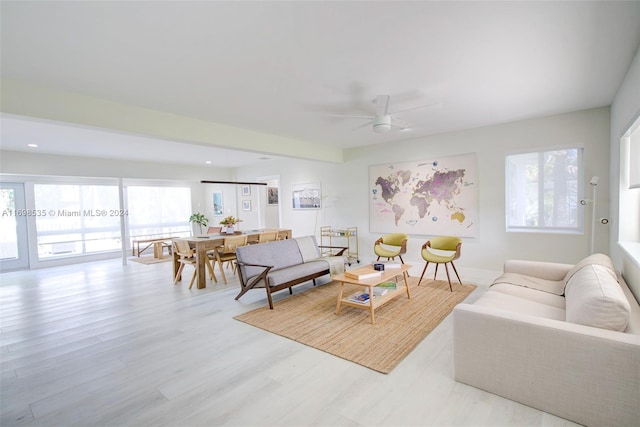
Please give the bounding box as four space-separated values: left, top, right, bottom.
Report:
1 1 639 167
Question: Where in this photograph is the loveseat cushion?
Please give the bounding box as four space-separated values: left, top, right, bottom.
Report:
564 264 631 331
267 260 329 287
236 239 304 280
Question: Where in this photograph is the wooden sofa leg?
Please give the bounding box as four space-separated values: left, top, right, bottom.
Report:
266 287 274 309
234 286 249 300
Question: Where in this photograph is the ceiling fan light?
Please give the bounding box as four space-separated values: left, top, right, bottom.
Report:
373 123 391 133
372 115 392 133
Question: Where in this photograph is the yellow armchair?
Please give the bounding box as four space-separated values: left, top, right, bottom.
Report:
374 233 408 264
418 236 462 291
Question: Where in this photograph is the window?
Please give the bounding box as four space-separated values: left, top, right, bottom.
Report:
126 186 192 240
619 114 640 258
34 183 121 258
506 148 583 233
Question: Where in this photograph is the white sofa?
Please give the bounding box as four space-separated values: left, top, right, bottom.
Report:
453 253 640 427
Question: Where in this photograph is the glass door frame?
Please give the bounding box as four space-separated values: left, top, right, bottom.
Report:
0 182 30 271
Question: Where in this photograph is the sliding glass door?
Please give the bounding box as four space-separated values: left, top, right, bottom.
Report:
0 182 29 270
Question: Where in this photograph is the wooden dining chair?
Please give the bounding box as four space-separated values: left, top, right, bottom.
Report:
209 235 248 284
257 231 278 243
173 240 217 289
207 226 222 234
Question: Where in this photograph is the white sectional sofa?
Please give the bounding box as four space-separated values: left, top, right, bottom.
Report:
453 253 640 427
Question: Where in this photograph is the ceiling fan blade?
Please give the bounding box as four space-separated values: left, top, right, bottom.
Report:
391 101 443 115
352 120 373 131
328 114 374 120
390 117 412 130
374 95 390 116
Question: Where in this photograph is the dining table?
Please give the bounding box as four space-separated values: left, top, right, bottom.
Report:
171 228 292 289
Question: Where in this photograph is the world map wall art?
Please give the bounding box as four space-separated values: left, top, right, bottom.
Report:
369 153 477 237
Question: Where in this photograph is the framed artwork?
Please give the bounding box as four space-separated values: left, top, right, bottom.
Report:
212 192 223 216
242 200 251 211
268 187 279 205
369 152 477 237
292 182 321 209
242 185 251 196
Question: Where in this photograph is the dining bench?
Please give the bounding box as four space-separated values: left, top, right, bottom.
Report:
132 236 177 257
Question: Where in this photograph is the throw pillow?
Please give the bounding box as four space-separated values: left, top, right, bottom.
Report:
564 264 631 331
562 253 616 292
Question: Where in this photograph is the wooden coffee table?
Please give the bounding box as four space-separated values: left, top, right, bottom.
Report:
334 264 411 324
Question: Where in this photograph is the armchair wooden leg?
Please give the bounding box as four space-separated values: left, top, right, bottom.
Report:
443 263 453 292
450 261 463 286
418 262 430 286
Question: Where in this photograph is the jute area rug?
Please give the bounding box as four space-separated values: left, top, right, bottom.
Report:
128 256 172 265
234 277 476 374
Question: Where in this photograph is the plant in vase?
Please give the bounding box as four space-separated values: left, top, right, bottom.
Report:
189 213 209 235
219 216 242 234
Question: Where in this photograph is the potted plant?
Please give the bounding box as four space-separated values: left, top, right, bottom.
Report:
219 215 242 234
189 212 208 235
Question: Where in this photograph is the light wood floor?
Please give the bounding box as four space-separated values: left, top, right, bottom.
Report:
0 258 579 427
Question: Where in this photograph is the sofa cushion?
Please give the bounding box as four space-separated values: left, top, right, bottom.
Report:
492 272 565 296
473 290 566 321
564 264 631 332
489 283 566 309
294 236 322 261
562 253 616 291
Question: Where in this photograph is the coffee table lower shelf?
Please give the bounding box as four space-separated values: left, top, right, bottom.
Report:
334 265 412 324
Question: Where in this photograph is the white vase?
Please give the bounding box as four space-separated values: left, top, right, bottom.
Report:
223 226 235 234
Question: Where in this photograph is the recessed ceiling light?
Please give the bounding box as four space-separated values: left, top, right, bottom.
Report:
27 143 39 148
205 160 212 164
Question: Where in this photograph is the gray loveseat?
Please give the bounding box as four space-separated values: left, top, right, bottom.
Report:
234 236 346 309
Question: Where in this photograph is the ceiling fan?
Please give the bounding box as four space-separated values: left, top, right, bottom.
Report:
332 94 438 134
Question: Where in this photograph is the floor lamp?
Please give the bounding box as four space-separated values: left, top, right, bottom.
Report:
589 176 598 254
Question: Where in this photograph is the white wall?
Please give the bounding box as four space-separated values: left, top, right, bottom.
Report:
235 107 611 272
610 45 640 299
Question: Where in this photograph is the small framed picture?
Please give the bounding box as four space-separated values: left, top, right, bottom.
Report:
212 192 223 216
268 187 279 205
242 185 251 196
242 200 251 211
292 182 321 209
